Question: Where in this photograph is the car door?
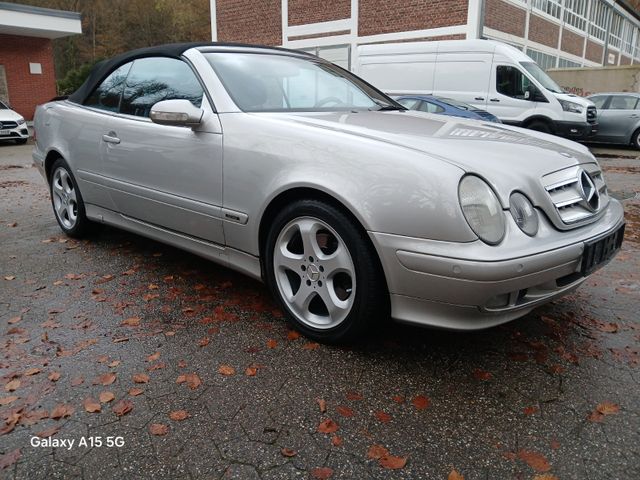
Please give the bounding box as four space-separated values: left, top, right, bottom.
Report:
100 56 225 245
596 95 639 143
488 64 538 122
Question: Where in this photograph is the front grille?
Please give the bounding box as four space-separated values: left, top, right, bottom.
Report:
0 121 18 129
542 164 608 226
587 106 597 124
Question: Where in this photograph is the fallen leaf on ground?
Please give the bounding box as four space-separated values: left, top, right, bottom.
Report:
84 397 101 413
133 373 150 384
412 395 430 410
0 396 18 406
4 380 20 392
97 373 116 386
374 411 391 423
303 342 320 350
367 444 389 459
176 373 202 389
0 449 21 470
281 448 297 457
336 406 354 417
331 435 342 446
448 469 465 480
128 388 143 396
392 395 405 404
317 419 339 434
218 365 235 376
8 316 21 324
523 406 539 415
198 337 210 347
596 402 620 415
4 276 16 281
121 317 141 327
169 410 189 421
317 398 327 413
48 372 61 382
311 467 333 479
287 330 301 340
517 450 551 472
71 376 84 386
112 399 133 416
50 404 74 419
472 369 493 381
245 366 257 376
149 423 168 436
24 368 41 376
99 391 115 403
533 475 559 480
147 351 160 362
379 454 407 470
36 426 60 438
266 339 277 349
346 392 363 401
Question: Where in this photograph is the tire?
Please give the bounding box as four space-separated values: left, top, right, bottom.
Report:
15 138 28 145
49 158 93 238
527 120 552 134
632 129 640 150
264 199 388 343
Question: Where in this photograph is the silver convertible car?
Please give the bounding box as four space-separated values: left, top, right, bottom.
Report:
33 43 625 342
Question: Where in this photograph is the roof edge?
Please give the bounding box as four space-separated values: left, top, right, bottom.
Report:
0 1 81 20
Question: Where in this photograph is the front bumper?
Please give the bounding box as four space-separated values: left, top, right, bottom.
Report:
370 199 625 330
554 120 598 139
0 124 29 141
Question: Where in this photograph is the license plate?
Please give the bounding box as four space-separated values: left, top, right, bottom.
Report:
0 129 10 136
581 224 625 275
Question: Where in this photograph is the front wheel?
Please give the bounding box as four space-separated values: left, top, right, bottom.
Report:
527 120 552 134
49 158 93 238
264 199 388 343
632 129 640 150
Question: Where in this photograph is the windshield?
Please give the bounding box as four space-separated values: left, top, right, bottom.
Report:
0 100 8 109
205 52 402 112
520 61 564 94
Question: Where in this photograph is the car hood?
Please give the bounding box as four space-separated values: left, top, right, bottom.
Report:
0 109 22 121
553 92 594 107
258 110 596 204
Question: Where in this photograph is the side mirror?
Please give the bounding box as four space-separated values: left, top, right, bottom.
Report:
150 99 203 127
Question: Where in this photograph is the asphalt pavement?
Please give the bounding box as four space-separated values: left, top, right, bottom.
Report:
1 141 639 480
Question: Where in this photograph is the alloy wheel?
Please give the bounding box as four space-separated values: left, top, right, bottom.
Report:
51 167 78 230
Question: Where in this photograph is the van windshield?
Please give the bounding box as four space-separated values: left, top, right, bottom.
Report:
0 101 8 110
520 62 564 94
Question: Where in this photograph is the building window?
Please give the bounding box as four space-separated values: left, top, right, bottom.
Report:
564 0 588 31
558 58 582 68
621 21 636 56
609 12 624 50
526 48 557 71
299 45 350 70
531 0 562 20
589 0 610 42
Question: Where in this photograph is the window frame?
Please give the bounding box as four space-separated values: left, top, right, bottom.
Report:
607 95 639 111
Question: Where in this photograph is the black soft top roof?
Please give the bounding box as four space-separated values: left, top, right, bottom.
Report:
67 42 310 105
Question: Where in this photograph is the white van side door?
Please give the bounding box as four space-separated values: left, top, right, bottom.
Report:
488 63 538 123
432 53 492 109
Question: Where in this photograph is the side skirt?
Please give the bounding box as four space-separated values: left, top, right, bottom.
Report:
85 204 263 282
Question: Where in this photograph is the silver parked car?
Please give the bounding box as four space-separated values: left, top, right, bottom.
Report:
587 92 640 149
33 43 625 342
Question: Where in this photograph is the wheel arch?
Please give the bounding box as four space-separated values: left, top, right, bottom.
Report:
44 148 65 182
522 115 555 131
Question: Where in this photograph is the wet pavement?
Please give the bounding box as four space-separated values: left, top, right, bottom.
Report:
1 142 639 480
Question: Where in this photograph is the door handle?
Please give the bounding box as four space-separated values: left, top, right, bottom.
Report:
489 98 500 102
474 97 485 101
102 134 120 144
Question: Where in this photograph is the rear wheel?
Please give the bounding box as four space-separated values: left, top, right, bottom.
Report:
527 120 552 134
264 199 388 343
49 158 93 238
632 129 640 150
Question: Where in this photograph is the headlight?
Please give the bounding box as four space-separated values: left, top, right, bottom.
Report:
458 175 505 245
17 118 25 125
558 99 583 114
509 192 538 236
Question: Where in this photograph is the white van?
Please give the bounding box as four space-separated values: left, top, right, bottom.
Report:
355 39 597 140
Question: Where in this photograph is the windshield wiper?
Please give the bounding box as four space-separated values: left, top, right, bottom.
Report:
374 104 405 111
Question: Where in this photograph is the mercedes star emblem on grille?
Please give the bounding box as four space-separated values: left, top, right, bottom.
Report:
578 169 600 212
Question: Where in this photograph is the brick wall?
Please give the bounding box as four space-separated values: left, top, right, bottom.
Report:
217 0 282 46
484 0 526 37
358 0 468 37
0 34 56 121
528 14 559 48
561 29 584 57
585 39 603 63
288 0 350 26
620 55 632 65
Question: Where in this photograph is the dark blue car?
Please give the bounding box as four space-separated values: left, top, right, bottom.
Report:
395 95 501 123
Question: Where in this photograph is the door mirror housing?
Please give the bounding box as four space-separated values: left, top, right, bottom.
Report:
525 85 548 103
150 99 203 127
